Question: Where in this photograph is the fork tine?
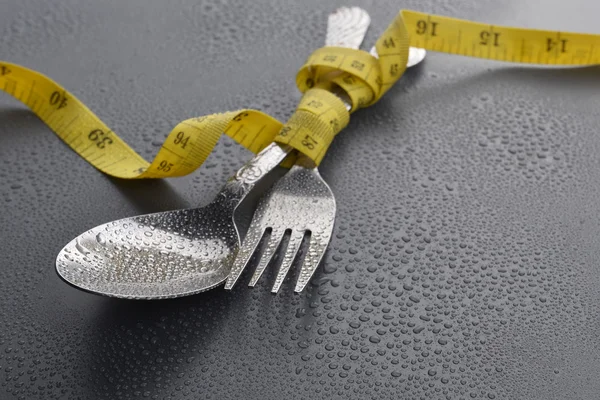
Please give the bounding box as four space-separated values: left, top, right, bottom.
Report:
294 232 332 293
271 230 306 293
224 224 266 290
248 228 285 287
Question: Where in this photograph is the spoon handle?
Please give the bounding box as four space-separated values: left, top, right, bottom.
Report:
219 142 292 206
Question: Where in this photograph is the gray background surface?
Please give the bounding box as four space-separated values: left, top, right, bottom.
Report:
1 0 600 399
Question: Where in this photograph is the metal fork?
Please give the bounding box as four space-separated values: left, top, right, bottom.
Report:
225 8 426 293
225 7 370 293
226 152 337 292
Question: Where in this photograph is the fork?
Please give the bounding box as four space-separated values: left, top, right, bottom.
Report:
225 8 427 293
226 151 337 292
224 7 370 293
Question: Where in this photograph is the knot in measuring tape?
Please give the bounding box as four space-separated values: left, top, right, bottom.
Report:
297 15 410 112
274 87 349 165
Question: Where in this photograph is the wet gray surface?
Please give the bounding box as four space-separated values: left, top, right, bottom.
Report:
2 0 600 399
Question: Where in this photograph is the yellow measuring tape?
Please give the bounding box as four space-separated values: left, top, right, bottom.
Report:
1 10 598 179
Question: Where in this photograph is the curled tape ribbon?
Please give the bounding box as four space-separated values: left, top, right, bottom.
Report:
1 10 599 179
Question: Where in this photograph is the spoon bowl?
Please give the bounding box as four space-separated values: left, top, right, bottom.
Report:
57 206 237 299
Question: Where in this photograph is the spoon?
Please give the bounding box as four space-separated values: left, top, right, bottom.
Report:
55 7 375 299
55 8 427 299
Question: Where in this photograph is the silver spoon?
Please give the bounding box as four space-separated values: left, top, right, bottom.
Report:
56 144 291 299
55 7 375 299
55 8 426 300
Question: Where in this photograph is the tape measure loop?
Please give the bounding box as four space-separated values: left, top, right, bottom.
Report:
274 87 349 165
296 47 384 112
